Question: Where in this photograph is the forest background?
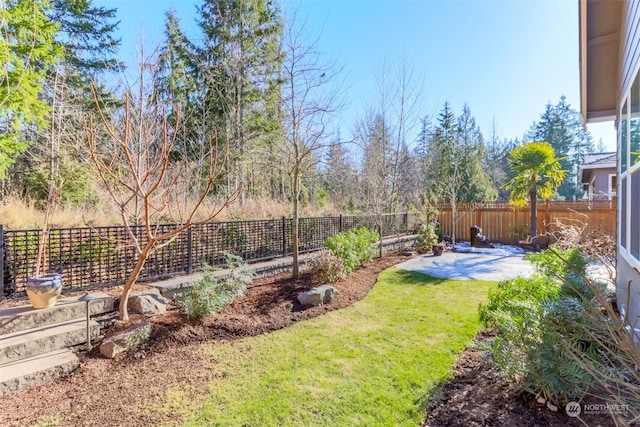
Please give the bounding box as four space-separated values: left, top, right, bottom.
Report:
0 0 604 230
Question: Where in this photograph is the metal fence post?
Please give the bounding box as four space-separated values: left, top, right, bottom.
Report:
187 227 193 275
282 216 287 257
339 214 343 233
0 224 3 301
404 212 409 233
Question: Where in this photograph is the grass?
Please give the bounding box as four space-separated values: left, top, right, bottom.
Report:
171 268 496 427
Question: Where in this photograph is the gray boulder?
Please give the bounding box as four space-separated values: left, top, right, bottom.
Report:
129 291 168 315
297 285 338 306
99 321 152 359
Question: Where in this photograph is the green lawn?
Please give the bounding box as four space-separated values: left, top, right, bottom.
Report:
168 268 495 426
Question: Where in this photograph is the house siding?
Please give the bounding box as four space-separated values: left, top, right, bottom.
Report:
618 0 640 329
621 0 640 99
594 170 610 198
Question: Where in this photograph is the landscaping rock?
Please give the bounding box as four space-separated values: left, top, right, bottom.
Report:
129 293 168 315
99 322 152 359
297 285 338 306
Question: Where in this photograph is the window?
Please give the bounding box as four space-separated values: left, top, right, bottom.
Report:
620 70 640 265
633 74 640 167
610 174 617 199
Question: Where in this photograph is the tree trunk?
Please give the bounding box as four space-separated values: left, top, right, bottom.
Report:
119 241 154 321
529 189 538 241
450 199 457 246
292 176 300 279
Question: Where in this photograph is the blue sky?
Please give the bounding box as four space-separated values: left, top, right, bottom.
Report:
95 0 616 151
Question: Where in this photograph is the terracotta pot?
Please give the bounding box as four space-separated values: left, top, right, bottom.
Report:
432 245 445 256
26 273 63 309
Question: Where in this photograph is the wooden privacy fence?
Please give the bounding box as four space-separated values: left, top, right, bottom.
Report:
432 201 616 245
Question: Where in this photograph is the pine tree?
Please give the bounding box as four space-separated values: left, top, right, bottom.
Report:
49 0 122 79
456 104 497 202
483 120 513 200
196 0 283 204
324 140 356 209
8 0 122 203
525 96 594 200
154 10 200 160
359 113 395 212
0 0 63 179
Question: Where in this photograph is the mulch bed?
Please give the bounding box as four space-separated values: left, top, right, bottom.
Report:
0 255 404 427
0 253 620 427
424 330 617 427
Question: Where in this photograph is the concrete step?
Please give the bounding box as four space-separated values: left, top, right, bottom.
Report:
0 348 79 396
0 318 99 365
0 292 114 335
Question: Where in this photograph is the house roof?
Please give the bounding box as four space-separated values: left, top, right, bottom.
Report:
580 152 617 183
579 0 622 123
583 152 617 167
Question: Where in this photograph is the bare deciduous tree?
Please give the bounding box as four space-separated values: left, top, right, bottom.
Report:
277 9 342 278
85 76 239 320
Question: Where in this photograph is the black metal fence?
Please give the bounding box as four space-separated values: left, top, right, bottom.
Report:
1 213 420 297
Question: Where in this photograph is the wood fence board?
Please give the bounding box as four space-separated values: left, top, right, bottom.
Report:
433 201 616 245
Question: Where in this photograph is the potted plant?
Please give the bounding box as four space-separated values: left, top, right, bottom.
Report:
416 206 445 256
26 182 63 309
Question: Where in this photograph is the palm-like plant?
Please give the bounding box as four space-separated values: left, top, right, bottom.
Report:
504 141 567 243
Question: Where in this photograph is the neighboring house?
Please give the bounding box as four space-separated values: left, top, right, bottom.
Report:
580 0 640 327
580 152 617 201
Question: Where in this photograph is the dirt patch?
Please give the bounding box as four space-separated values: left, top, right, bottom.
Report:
0 255 406 427
424 330 617 427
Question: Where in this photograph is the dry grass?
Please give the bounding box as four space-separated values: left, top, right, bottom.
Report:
0 196 121 229
0 196 342 230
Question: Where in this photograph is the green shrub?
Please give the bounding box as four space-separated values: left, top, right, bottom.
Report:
175 253 254 320
416 207 440 250
307 250 345 284
326 227 379 275
481 247 607 406
526 247 588 281
478 276 559 327
526 246 608 301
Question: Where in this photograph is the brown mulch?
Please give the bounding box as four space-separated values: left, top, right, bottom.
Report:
1 253 619 427
1 255 404 427
424 330 617 427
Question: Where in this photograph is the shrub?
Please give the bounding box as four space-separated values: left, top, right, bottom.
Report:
481 247 609 406
326 227 379 275
478 276 559 327
175 252 254 320
416 206 440 250
526 246 608 301
526 247 588 281
307 250 345 284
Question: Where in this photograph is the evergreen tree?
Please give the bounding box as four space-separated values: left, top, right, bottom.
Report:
359 113 395 212
414 115 435 200
456 104 497 201
196 0 283 204
49 0 122 79
154 10 201 160
324 139 356 210
525 96 594 200
426 102 496 203
0 0 63 179
7 0 122 203
484 120 515 200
